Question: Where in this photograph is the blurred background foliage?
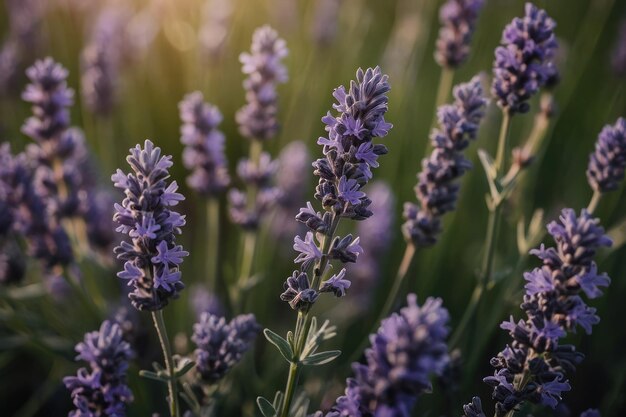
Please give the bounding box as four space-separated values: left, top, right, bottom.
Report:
1 0 626 416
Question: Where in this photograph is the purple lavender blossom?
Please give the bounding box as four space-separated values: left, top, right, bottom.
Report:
478 208 611 416
315 295 450 417
280 271 319 311
112 140 188 311
64 320 134 417
492 3 558 114
191 312 260 383
81 37 118 116
22 57 74 144
435 0 485 69
403 76 487 247
179 92 230 196
235 25 288 141
586 118 626 193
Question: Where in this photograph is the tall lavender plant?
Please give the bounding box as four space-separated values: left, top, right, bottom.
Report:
464 208 611 416
258 66 392 417
112 140 188 416
435 0 485 69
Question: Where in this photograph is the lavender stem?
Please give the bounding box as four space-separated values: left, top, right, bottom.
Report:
587 190 602 214
151 309 180 417
435 67 455 110
494 112 512 173
376 243 417 322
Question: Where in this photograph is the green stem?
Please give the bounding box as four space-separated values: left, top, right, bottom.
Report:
233 231 257 312
151 310 180 417
377 243 416 322
587 189 602 214
280 362 300 417
494 112 512 172
206 198 220 292
481 205 503 286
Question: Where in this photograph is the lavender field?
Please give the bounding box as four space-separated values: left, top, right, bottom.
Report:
1 0 626 416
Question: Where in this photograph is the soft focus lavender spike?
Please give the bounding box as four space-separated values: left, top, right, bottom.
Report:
310 0 341 46
112 140 188 311
435 0 485 69
315 295 450 416
192 312 260 383
179 91 230 196
84 190 116 252
580 410 601 417
0 41 20 97
403 75 487 247
481 208 610 415
22 57 74 143
64 320 134 417
611 20 626 77
491 3 558 114
236 25 288 141
199 0 233 58
586 118 626 193
190 284 224 318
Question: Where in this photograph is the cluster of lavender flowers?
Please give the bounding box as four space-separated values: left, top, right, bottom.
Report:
492 3 557 114
403 76 487 247
179 92 230 197
191 312 260 383
586 118 626 193
469 208 611 416
611 20 626 77
282 66 392 311
314 295 450 417
64 320 134 417
228 25 287 229
112 140 188 311
435 0 485 69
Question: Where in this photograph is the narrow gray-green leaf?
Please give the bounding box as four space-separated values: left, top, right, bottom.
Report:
257 396 276 417
301 350 341 366
264 328 294 363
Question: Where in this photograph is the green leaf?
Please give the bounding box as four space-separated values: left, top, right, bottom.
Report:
257 396 276 417
264 328 294 363
174 356 196 378
139 370 169 382
272 391 284 410
301 350 341 366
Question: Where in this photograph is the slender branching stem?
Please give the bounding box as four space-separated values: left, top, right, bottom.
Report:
377 243 417 322
206 198 220 292
151 309 180 417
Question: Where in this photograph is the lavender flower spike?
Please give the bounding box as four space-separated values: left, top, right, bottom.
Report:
64 320 134 417
236 25 288 141
112 140 188 311
179 91 230 196
403 75 487 247
192 312 260 383
478 208 611 416
22 57 74 144
315 295 450 417
492 3 557 114
435 0 485 69
586 118 626 193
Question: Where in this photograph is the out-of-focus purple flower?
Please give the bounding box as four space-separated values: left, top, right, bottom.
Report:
435 0 484 69
84 190 116 252
236 25 288 141
611 20 626 77
112 140 188 311
191 312 260 383
479 208 611 415
310 0 341 46
586 118 626 193
403 76 487 247
492 3 558 114
22 57 73 143
190 284 224 318
580 409 601 417
179 91 230 197
81 36 118 116
316 295 450 417
64 320 134 417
